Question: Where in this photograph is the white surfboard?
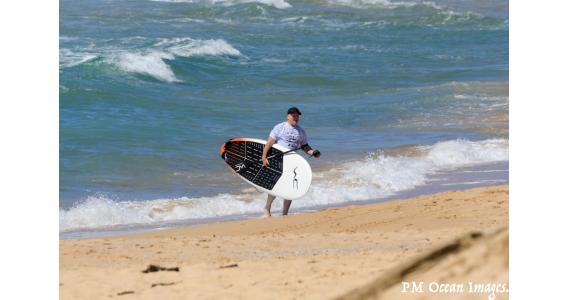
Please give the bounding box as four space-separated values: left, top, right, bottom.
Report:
220 138 312 200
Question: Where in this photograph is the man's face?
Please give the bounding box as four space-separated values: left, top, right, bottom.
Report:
287 113 300 126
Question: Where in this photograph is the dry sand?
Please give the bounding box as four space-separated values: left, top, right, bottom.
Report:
60 185 508 299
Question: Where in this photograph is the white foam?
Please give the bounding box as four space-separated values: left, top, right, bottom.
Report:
325 0 442 10
302 139 506 205
217 0 290 9
60 197 156 230
462 169 508 173
60 138 508 233
156 37 242 57
99 37 240 82
151 0 291 9
59 48 98 68
60 193 264 232
281 16 308 23
238 0 291 9
107 51 179 82
440 180 506 186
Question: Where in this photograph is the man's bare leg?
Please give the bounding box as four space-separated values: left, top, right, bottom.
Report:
282 199 292 216
264 194 276 218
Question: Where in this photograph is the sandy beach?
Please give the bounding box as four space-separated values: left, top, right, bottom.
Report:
60 185 508 299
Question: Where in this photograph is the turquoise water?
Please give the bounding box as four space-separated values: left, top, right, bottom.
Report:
60 0 508 234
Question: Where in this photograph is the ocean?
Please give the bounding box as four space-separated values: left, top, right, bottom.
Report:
59 0 509 238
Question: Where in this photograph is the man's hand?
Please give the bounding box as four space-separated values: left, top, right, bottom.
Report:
263 137 276 167
262 157 270 167
311 149 321 158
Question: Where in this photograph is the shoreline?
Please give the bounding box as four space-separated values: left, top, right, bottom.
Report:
61 160 508 240
60 184 508 299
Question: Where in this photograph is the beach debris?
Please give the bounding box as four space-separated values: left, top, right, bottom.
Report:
219 263 238 269
142 264 180 273
117 291 134 296
151 282 178 288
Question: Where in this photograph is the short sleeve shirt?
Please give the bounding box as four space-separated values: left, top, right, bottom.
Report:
269 122 308 150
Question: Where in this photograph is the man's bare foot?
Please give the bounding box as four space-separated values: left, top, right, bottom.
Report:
263 209 271 218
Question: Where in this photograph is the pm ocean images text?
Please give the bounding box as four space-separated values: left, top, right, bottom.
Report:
401 281 508 300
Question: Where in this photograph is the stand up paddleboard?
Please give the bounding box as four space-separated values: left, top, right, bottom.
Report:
220 138 312 200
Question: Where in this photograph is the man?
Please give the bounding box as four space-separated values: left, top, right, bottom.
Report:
262 107 321 217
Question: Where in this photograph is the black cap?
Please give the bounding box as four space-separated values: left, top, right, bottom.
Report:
287 107 302 115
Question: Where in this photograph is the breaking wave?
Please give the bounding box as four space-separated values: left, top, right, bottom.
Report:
60 138 508 232
59 37 241 82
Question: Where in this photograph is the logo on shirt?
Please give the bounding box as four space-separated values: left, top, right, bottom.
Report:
285 131 300 149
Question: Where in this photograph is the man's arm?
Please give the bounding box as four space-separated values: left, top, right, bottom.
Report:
262 137 276 167
301 144 321 158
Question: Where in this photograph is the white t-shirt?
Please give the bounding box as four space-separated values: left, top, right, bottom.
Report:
269 121 308 150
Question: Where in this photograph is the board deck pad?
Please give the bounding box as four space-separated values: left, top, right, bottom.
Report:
220 138 312 200
222 140 283 190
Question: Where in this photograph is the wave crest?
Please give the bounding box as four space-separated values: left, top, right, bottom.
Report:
59 48 98 68
59 37 242 82
156 37 242 57
151 0 292 9
107 51 179 82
